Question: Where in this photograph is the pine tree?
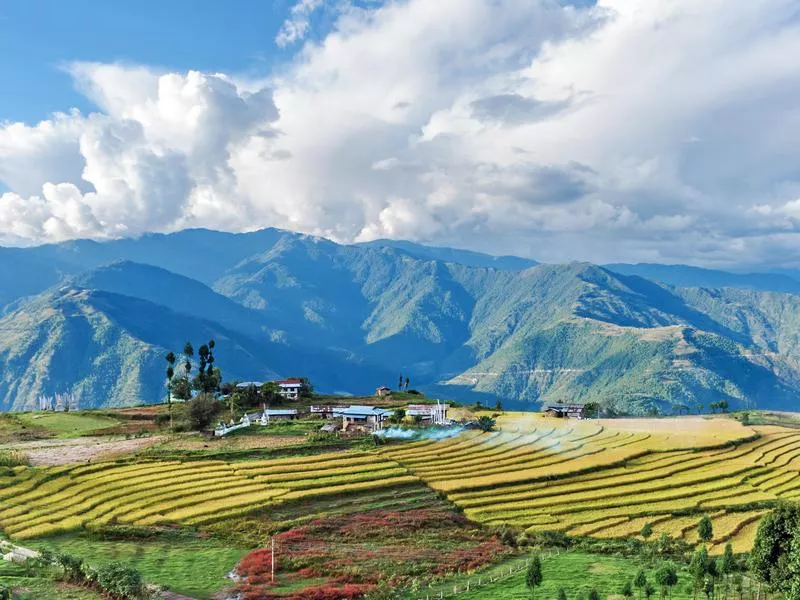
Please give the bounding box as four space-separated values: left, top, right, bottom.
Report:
526 554 543 600
698 515 714 544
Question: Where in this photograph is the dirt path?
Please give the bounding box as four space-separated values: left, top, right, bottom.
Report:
0 435 165 465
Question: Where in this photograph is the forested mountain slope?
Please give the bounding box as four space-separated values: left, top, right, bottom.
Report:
1 229 799 412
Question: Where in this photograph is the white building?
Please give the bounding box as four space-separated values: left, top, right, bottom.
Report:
277 379 303 400
406 402 450 425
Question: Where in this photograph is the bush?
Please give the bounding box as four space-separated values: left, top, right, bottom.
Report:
0 585 10 600
0 450 28 468
96 562 145 599
188 394 221 431
56 553 86 583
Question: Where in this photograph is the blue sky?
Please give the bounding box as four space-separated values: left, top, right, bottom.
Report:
0 0 798 268
0 0 298 123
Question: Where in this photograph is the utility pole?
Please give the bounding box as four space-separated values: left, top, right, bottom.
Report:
271 536 275 582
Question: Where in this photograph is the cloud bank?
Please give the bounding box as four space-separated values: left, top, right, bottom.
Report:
1 0 799 268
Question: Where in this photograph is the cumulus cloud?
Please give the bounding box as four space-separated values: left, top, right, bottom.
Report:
1 0 799 268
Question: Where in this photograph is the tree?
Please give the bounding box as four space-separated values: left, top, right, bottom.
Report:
557 588 567 600
193 339 221 397
691 547 710 600
188 394 221 431
260 381 279 406
740 412 750 425
495 400 503 411
655 563 678 600
644 584 656 600
477 415 496 432
525 554 543 600
749 503 800 595
165 351 176 429
698 515 714 544
171 376 192 402
703 578 714 600
634 570 648 600
389 408 406 425
588 590 600 600
398 374 404 390
405 376 410 391
584 402 600 419
622 581 634 600
719 544 736 600
641 522 653 541
183 341 194 376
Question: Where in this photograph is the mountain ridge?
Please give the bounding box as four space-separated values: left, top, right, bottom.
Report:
1 230 800 413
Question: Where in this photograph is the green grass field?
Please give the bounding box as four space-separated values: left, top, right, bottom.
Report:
29 533 247 599
12 413 120 438
0 559 102 599
403 552 712 600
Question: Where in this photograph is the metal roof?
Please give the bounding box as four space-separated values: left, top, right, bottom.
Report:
333 405 394 417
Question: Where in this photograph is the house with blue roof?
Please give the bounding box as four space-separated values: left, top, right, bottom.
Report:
332 405 394 431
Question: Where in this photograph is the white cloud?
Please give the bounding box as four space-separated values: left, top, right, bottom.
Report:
1 0 800 268
275 0 326 48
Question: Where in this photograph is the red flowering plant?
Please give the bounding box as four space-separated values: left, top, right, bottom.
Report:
233 509 512 598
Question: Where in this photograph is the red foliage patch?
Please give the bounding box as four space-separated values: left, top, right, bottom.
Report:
234 509 510 599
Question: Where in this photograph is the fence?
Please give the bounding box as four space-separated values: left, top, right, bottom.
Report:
414 552 556 599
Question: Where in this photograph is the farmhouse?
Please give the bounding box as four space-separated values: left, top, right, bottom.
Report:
376 386 392 398
277 378 303 400
333 405 394 432
253 408 299 424
543 404 588 419
406 402 450 425
310 405 342 418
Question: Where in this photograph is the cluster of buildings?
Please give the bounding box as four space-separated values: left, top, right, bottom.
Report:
214 401 450 437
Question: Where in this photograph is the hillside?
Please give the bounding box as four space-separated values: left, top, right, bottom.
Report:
1 229 800 412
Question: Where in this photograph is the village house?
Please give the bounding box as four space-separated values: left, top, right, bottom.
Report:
333 405 394 432
277 378 304 400
375 386 392 398
406 402 450 425
543 404 588 419
309 405 342 418
256 408 299 423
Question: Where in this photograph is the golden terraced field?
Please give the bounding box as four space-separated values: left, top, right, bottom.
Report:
379 415 796 554
0 413 796 555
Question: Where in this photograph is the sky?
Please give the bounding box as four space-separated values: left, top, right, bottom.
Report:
0 0 799 269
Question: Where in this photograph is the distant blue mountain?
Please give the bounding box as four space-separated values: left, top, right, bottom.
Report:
3 230 800 413
356 239 538 271
605 263 800 295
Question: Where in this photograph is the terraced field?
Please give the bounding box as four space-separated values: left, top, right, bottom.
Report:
0 414 796 556
0 450 412 539
378 416 795 554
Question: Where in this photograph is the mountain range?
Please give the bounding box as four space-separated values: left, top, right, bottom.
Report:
1 228 799 414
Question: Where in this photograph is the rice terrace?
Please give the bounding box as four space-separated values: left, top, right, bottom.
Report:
3 404 800 599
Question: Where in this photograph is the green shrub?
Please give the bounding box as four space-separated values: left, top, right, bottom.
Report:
56 553 86 583
96 562 145 599
0 585 10 600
